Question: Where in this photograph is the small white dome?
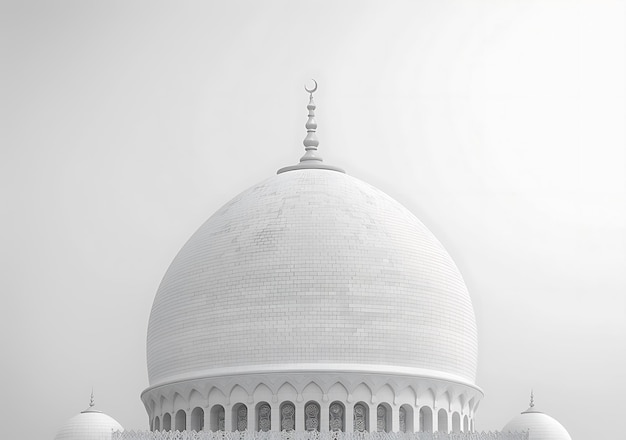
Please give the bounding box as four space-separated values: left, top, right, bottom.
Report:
503 407 571 440
54 408 123 440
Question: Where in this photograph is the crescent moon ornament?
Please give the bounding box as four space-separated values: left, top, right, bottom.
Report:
304 79 318 94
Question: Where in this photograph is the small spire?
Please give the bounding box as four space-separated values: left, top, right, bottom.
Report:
300 79 322 163
529 390 534 408
277 80 344 174
81 388 101 413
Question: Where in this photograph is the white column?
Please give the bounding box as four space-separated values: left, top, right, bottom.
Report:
271 402 280 431
369 404 377 432
203 407 211 431
345 404 354 433
392 405 400 432
415 406 421 432
249 403 256 431
224 405 232 431
320 401 330 432
432 408 438 432
295 401 305 431
186 410 192 431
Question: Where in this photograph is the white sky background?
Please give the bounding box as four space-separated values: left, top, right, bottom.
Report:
1 1 624 439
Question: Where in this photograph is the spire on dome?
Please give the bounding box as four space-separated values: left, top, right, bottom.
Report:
300 79 321 163
277 79 345 174
522 389 541 414
81 389 101 413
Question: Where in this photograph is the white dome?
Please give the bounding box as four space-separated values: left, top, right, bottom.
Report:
146 168 478 387
503 407 572 440
54 409 123 440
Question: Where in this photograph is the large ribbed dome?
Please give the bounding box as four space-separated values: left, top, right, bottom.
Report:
147 168 478 387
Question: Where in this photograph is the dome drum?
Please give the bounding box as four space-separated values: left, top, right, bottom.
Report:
141 370 482 433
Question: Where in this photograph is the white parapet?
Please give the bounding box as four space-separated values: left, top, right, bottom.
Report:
113 431 528 440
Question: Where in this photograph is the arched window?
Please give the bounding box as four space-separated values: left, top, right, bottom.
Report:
452 412 461 433
419 407 432 433
399 405 413 433
154 416 160 432
210 405 225 431
175 409 186 431
377 404 391 432
191 407 204 431
463 415 469 432
329 401 345 432
233 404 248 431
437 409 448 433
163 413 172 431
280 402 295 431
257 402 271 432
353 402 368 432
304 401 320 432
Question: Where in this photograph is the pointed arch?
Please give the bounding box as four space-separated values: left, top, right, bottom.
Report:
277 382 298 401
252 383 273 403
230 385 248 404
375 384 394 404
351 383 373 401
302 381 324 400
327 382 349 401
189 389 204 408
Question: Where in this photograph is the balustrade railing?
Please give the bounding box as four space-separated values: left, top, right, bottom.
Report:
113 431 528 440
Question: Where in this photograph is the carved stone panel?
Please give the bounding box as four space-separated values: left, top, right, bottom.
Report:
281 403 295 431
237 406 247 431
329 403 344 432
218 408 225 432
305 403 320 431
258 404 271 432
399 407 406 433
353 404 366 432
377 405 386 432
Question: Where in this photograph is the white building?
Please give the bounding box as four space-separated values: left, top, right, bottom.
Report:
55 84 572 440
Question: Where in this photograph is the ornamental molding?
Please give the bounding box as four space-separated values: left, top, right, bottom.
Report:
142 371 482 416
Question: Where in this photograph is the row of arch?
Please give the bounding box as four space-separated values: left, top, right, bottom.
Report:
151 402 473 434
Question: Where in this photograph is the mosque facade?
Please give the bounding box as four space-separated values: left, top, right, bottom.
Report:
54 83 572 440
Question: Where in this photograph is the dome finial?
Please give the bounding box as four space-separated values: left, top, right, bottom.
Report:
529 389 534 408
276 80 345 174
300 79 322 164
90 388 95 408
